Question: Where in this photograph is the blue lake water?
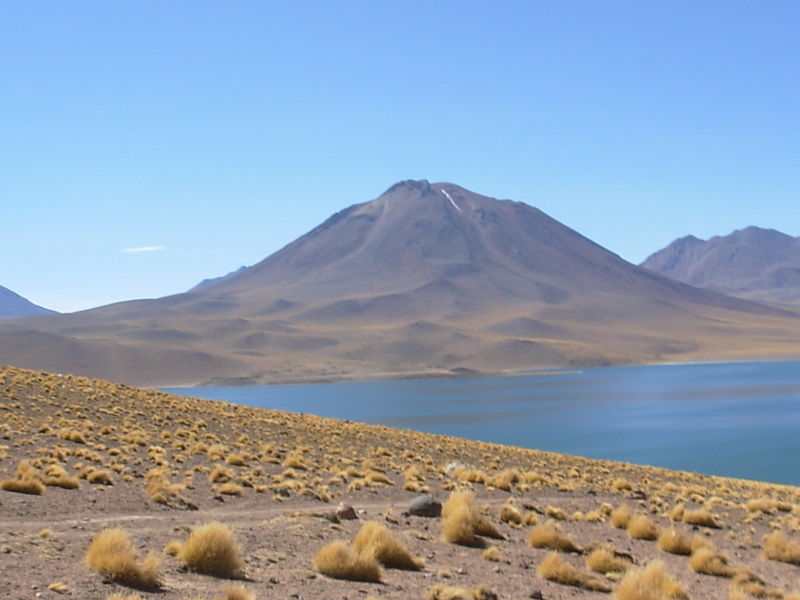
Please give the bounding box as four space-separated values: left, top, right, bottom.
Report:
166 360 800 486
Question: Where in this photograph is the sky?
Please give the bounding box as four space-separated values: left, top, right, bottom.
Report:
2 1 798 313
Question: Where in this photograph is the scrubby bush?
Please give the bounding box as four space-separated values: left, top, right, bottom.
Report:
351 521 424 570
177 521 244 577
1 477 45 495
614 560 688 600
85 527 161 590
537 552 611 592
688 545 735 577
313 540 382 582
427 583 498 600
656 529 693 555
527 520 581 553
586 547 631 574
763 530 800 565
627 514 659 540
441 490 502 547
611 503 632 529
681 508 721 528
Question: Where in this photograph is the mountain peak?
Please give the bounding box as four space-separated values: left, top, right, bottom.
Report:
642 227 800 306
383 179 436 197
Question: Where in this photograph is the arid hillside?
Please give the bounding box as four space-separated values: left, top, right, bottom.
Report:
2 364 800 599
2 181 800 387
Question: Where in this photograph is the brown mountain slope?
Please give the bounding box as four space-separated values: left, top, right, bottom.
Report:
641 227 800 307
2 181 799 386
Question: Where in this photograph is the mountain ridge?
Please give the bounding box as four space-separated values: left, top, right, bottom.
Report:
2 181 799 386
0 284 56 319
641 226 800 307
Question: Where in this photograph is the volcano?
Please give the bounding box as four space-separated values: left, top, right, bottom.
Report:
2 181 798 386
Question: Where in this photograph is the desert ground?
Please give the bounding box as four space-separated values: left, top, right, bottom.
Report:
1 364 800 600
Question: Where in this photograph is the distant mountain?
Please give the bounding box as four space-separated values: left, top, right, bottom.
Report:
190 266 249 291
1 181 799 387
0 285 56 318
641 227 800 306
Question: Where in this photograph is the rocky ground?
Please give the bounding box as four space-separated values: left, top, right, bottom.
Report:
1 364 800 600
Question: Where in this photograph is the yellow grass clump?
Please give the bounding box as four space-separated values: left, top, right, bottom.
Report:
351 521 424 570
85 527 162 590
586 547 632 574
611 503 632 529
688 545 736 577
497 503 522 525
486 468 519 491
656 529 694 555
313 540 382 582
614 560 688 600
428 583 498 600
763 530 800 565
218 482 245 496
0 477 45 495
537 552 611 593
218 584 256 600
482 546 501 561
177 521 244 577
441 490 503 547
527 520 581 553
681 508 721 528
627 514 660 540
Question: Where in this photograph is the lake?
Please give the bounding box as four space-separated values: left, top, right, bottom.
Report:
166 360 800 486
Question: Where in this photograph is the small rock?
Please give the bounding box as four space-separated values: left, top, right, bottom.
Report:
530 591 545 600
335 503 357 520
445 461 468 476
406 495 442 518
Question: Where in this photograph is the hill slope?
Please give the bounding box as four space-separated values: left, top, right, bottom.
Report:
641 227 800 307
0 285 55 318
4 363 800 599
2 181 799 386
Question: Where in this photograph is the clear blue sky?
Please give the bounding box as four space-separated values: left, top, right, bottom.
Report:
2 1 798 313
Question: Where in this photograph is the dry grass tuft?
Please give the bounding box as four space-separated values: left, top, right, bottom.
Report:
0 477 45 495
527 520 581 553
313 540 382 582
537 552 611 592
352 521 424 570
688 545 735 577
763 530 800 565
614 560 688 600
486 468 519 491
656 529 693 555
219 584 256 600
586 547 632 574
177 521 244 577
627 514 660 540
85 527 161 590
482 546 501 561
611 503 632 529
498 503 522 525
428 583 498 600
441 490 502 546
681 508 721 528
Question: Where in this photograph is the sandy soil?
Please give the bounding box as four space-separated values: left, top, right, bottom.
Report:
2 364 800 600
